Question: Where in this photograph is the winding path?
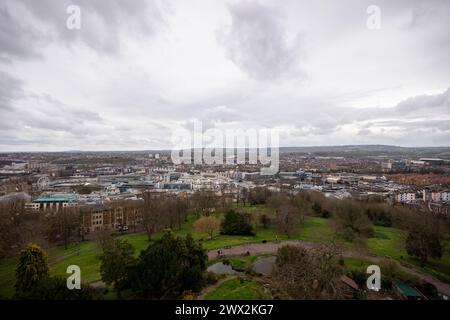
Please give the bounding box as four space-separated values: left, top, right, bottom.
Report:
207 240 450 298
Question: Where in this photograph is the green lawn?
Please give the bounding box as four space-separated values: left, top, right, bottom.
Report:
342 257 374 270
227 255 259 271
367 226 450 283
205 278 271 300
367 226 408 258
298 216 334 242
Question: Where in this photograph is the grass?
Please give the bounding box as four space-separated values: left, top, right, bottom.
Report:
205 278 271 300
227 255 259 271
342 257 374 270
298 216 334 242
367 226 450 283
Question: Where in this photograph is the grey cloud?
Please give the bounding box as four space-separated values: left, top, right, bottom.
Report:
395 88 450 113
289 87 450 140
218 1 304 81
330 87 450 125
0 7 46 62
202 106 243 123
0 78 105 138
1 0 165 58
362 119 450 132
0 71 24 111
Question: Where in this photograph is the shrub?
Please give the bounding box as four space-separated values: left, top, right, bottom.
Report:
220 210 255 236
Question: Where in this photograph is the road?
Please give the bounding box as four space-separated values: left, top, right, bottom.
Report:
207 240 450 298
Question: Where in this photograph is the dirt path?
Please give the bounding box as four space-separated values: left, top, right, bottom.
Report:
207 240 450 298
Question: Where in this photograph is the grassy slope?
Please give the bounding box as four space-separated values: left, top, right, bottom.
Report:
205 278 271 300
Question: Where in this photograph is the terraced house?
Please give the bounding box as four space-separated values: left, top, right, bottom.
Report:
80 201 143 233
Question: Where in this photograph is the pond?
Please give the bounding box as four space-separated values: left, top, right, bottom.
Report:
207 262 244 275
252 256 276 275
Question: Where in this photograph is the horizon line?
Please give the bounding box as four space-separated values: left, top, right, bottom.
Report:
2 144 450 153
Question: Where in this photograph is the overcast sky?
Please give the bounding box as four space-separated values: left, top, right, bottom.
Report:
1 0 449 151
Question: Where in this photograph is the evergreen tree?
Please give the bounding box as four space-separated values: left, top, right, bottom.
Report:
129 230 207 299
220 210 255 236
15 243 49 295
100 238 136 299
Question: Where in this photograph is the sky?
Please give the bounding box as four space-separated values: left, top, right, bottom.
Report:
0 0 449 151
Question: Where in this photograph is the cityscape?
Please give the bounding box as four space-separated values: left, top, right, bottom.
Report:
0 0 449 315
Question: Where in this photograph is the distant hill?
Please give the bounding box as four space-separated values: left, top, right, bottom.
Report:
2 145 450 159
279 145 450 158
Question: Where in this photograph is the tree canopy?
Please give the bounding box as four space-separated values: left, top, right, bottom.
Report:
220 209 255 236
129 230 207 299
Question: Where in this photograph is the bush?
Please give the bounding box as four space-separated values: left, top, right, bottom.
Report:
220 210 255 236
204 272 219 286
415 282 439 300
346 270 366 287
16 276 103 300
341 227 356 242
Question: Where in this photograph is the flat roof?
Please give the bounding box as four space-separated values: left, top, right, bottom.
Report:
33 195 77 203
395 282 421 297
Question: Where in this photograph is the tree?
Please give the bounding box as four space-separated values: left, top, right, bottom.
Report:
365 203 392 227
274 244 342 299
100 238 136 299
249 187 271 205
267 192 291 210
276 204 300 238
194 216 220 239
220 209 255 236
332 200 373 242
15 243 50 295
237 188 249 207
142 192 162 240
175 197 189 230
405 212 443 266
259 214 271 229
0 198 44 259
45 207 80 249
192 191 218 216
129 230 207 299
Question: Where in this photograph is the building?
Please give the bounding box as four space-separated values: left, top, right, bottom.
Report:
340 275 360 299
381 160 392 171
80 201 143 233
395 192 416 203
419 158 444 165
25 193 78 211
432 191 450 202
424 189 450 203
394 282 424 300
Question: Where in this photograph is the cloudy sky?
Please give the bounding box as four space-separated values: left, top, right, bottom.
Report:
1 0 449 151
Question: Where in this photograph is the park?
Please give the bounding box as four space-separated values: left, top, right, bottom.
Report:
1 200 449 299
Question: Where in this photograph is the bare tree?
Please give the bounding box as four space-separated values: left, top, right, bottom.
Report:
273 244 342 299
276 204 300 238
142 192 162 241
194 216 220 239
191 191 218 216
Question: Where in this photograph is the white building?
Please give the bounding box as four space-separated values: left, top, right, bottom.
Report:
430 191 450 202
395 192 416 203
